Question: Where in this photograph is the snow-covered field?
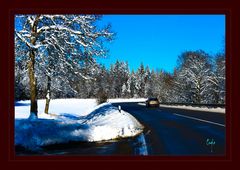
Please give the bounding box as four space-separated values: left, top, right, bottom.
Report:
109 98 146 103
15 99 144 151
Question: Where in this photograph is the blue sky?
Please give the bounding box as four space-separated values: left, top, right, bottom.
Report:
97 15 225 73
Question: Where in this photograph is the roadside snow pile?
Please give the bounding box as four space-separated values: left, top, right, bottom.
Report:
160 104 225 113
72 103 143 141
15 100 143 151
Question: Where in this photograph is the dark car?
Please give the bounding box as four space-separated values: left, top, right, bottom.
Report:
146 97 160 107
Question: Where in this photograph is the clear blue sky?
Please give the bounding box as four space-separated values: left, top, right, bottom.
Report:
97 15 225 73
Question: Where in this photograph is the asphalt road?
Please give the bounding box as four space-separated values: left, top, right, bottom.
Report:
112 102 226 156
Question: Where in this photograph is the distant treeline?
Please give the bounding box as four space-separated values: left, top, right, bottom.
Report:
15 50 225 104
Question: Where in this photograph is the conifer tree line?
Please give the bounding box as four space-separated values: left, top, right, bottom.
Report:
16 49 225 104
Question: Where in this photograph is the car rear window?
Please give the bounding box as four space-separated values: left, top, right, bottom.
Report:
149 98 158 101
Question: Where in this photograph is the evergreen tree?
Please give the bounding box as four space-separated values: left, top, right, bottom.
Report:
135 63 146 97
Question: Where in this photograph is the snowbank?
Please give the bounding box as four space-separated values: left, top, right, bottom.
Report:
159 104 225 113
15 99 143 151
137 102 225 113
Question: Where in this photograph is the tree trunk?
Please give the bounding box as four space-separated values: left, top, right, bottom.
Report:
28 50 38 117
28 15 41 117
44 75 51 114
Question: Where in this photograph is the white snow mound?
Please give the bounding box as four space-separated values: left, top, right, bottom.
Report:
15 102 143 150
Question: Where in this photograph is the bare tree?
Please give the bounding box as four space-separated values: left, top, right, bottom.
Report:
15 15 114 117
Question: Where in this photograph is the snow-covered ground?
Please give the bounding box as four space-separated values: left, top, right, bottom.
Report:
160 104 225 113
15 99 144 151
138 103 225 113
15 99 97 119
109 98 146 103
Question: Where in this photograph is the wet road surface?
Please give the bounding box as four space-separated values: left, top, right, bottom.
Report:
112 102 225 156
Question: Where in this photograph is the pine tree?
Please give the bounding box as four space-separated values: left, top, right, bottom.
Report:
109 60 129 98
144 67 153 97
135 63 146 97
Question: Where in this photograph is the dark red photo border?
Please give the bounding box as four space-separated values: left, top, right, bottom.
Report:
0 0 239 169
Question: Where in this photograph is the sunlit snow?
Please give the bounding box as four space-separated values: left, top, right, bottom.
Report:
15 99 144 150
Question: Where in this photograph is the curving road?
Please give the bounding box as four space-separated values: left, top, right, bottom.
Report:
112 102 225 156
